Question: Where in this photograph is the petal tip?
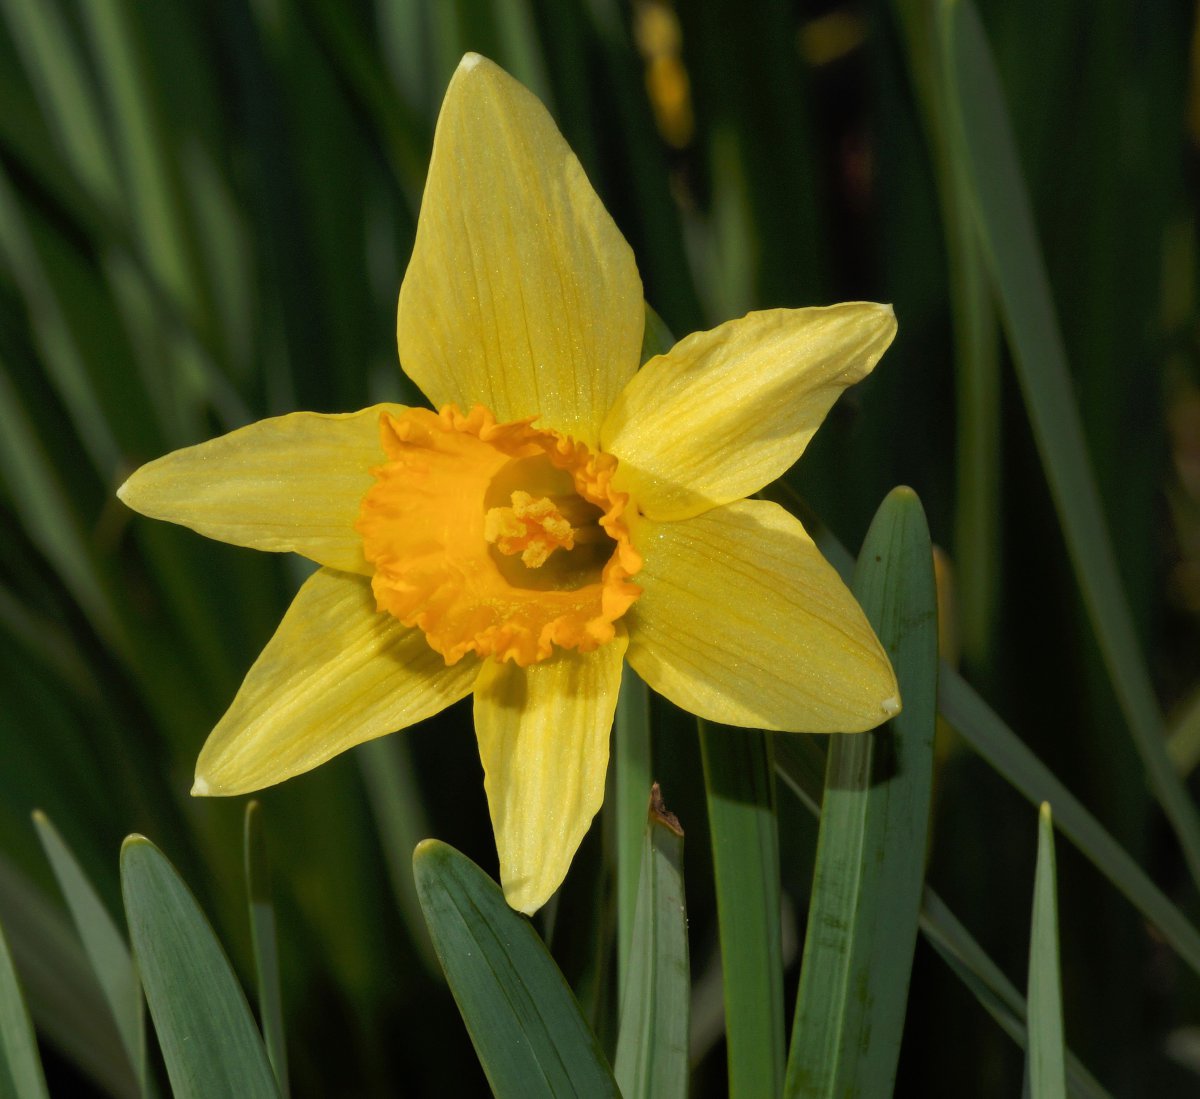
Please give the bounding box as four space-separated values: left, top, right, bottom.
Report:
881 693 902 718
503 882 544 917
459 51 484 72
191 774 212 797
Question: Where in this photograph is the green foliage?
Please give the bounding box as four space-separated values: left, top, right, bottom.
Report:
121 837 279 1099
786 487 937 1097
412 840 619 1098
1027 803 1067 1099
613 785 689 1099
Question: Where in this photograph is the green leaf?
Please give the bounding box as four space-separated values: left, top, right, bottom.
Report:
0 917 49 1099
919 891 1108 1099
614 784 689 1099
615 663 652 993
785 486 937 1097
243 803 288 1098
700 724 784 1099
774 743 1111 1098
0 855 136 1099
938 0 1200 890
1027 804 1066 1099
412 839 619 1098
121 836 279 1099
32 812 146 1094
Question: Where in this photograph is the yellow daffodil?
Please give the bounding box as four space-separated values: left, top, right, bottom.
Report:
118 53 900 914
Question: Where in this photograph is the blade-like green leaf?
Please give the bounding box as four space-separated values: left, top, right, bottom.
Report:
939 0 1200 890
0 854 136 1099
700 724 783 1099
614 784 689 1099
412 839 619 1099
0 917 49 1099
785 486 937 1098
243 803 288 1098
615 663 652 993
32 812 146 1094
121 836 279 1099
1027 803 1066 1099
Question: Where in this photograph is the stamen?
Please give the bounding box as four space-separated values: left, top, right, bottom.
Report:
485 491 576 568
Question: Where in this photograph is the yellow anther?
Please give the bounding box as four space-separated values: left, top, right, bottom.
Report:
484 490 576 568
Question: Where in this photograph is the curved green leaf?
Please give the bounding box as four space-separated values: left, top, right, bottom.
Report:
32 811 145 1094
412 839 618 1099
121 836 278 1099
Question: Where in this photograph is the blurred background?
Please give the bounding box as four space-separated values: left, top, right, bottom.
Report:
1 0 1198 1095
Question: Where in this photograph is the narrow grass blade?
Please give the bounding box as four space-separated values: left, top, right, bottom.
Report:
412 839 619 1098
785 486 937 1098
32 812 145 1093
614 784 689 1099
1027 804 1066 1099
700 724 784 1099
615 664 652 993
920 892 1108 1099
243 803 288 1098
121 836 279 1099
0 918 49 1099
0 855 136 1098
939 0 1200 889
891 0 1001 670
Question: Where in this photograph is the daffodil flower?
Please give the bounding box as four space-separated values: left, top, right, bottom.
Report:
118 53 900 914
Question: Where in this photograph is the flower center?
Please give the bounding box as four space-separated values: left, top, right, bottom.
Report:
355 404 641 667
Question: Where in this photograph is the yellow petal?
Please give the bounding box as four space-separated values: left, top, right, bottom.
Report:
626 499 898 731
472 633 628 914
118 406 404 573
602 303 896 520
397 53 643 446
194 568 476 795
